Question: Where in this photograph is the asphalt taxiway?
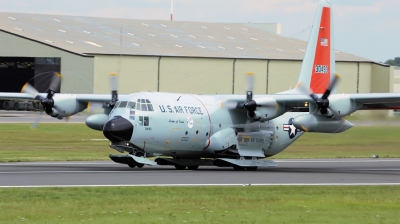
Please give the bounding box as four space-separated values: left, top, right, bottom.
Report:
0 159 399 187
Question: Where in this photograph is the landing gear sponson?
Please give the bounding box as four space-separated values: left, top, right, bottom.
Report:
109 154 277 170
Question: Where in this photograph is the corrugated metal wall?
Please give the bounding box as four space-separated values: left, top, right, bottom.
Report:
0 31 394 96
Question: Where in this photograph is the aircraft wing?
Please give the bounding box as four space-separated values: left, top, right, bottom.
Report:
273 93 400 110
0 93 36 100
273 95 313 108
349 93 400 110
0 93 129 103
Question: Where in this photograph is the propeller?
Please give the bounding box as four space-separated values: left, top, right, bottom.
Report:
242 72 258 119
21 72 63 129
22 72 62 114
299 73 341 116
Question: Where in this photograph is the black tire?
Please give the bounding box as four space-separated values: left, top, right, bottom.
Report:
187 165 199 170
14 103 19 111
128 163 136 168
4 102 9 110
233 165 245 171
136 163 144 168
246 166 258 171
174 165 186 170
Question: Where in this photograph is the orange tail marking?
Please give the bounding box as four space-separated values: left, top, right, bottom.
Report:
310 7 331 94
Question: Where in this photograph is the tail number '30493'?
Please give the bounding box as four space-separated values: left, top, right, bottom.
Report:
315 65 328 74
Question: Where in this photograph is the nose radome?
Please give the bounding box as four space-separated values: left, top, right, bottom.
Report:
103 116 133 142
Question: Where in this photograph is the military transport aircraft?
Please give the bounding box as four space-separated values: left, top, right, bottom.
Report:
1 0 400 170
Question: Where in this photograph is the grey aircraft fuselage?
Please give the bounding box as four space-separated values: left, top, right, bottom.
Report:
110 92 304 159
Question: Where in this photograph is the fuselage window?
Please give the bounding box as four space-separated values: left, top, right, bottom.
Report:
119 101 128 108
136 103 141 111
130 110 135 120
138 116 150 126
141 104 148 111
147 104 154 111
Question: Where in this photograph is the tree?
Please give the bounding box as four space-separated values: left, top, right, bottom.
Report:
385 57 400 66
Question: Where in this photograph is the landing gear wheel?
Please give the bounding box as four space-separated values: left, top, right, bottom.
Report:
136 163 144 168
14 104 19 111
4 102 9 110
233 165 245 171
246 166 258 171
174 165 186 170
128 163 136 168
187 165 199 170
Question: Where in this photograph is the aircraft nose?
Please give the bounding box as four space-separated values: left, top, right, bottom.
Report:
103 116 133 142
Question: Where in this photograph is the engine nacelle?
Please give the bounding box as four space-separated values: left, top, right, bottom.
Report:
254 97 285 120
47 108 60 117
293 114 353 133
85 114 109 131
329 94 358 116
204 128 238 153
52 94 87 118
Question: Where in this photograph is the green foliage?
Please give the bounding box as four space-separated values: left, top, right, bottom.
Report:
385 57 400 66
0 186 399 223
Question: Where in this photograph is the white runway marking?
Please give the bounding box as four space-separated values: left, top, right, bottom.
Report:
0 170 161 174
1 183 400 188
277 159 400 163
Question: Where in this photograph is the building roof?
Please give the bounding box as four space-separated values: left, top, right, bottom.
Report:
0 12 370 62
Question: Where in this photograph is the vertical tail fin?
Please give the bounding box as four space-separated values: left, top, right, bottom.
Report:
297 0 335 94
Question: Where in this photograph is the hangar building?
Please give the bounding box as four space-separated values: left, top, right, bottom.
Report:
0 12 395 97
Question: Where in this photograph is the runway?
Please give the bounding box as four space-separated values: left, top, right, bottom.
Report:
0 159 399 187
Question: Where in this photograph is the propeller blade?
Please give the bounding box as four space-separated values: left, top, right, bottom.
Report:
107 73 118 108
220 100 241 110
246 72 254 92
48 72 63 94
21 83 40 97
29 111 43 130
109 73 118 92
321 73 340 99
245 72 254 102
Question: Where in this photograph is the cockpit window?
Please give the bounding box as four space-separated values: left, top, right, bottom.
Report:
114 101 121 108
118 101 128 108
127 101 136 109
135 99 154 112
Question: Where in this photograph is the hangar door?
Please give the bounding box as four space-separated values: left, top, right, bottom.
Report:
0 57 61 93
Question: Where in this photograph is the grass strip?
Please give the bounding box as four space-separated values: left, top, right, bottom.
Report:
0 186 399 223
1 124 400 162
